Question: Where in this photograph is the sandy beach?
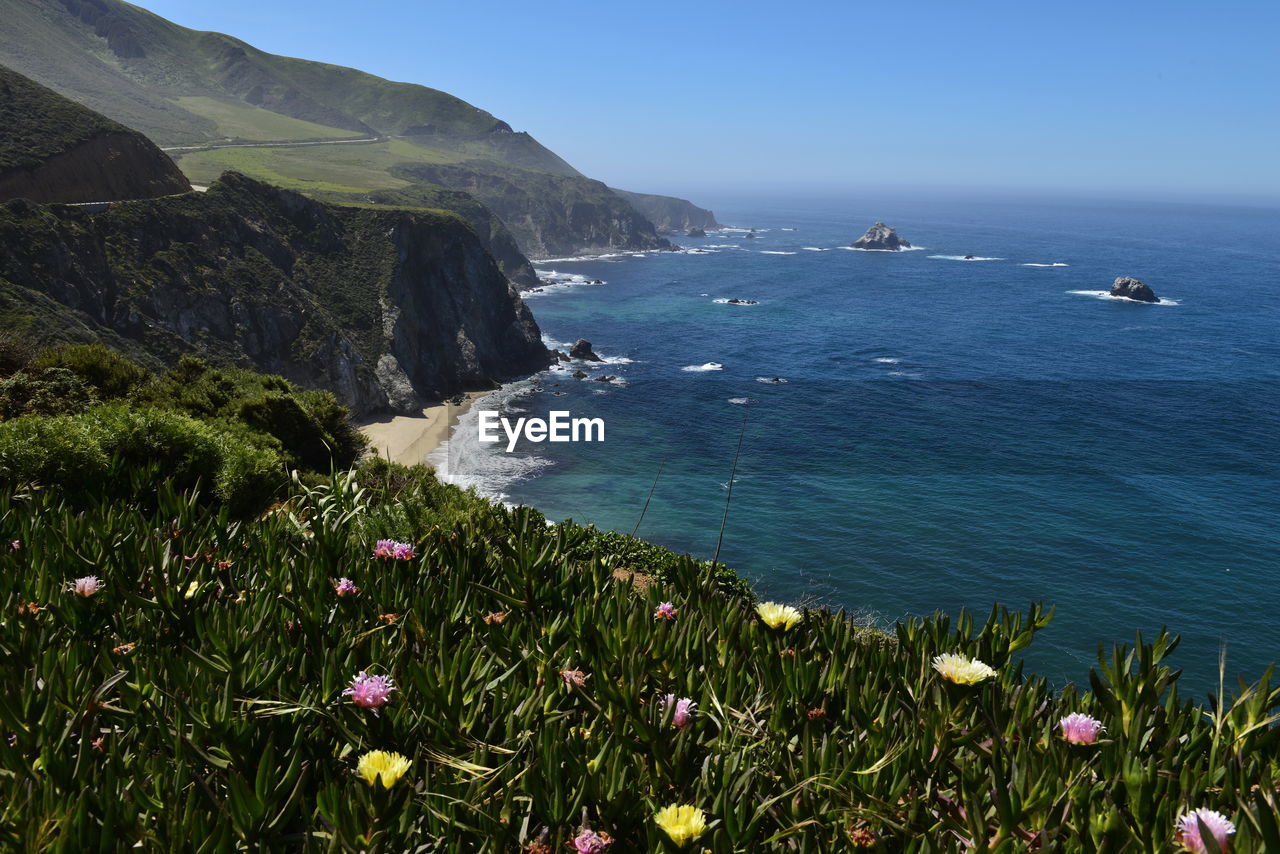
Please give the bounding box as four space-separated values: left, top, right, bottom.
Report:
358 391 489 467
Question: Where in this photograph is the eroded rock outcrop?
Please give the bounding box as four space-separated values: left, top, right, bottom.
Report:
1110 277 1159 303
569 339 602 362
852 222 911 251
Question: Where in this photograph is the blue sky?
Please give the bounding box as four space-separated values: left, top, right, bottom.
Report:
135 0 1279 201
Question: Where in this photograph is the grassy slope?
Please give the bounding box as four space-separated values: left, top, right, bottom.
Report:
171 96 357 142
173 138 464 194
0 0 577 176
0 64 131 171
0 0 715 257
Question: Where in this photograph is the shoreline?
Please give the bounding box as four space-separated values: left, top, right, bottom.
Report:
357 391 490 467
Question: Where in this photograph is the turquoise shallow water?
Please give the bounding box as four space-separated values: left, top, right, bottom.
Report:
438 192 1280 695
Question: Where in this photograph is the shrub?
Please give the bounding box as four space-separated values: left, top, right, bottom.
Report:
0 405 284 513
32 344 151 399
0 367 98 419
0 333 34 377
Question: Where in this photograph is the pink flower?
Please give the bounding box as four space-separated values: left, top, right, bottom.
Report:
560 669 587 688
660 694 697 729
343 671 395 710
67 576 103 598
1175 808 1235 853
333 577 360 597
654 601 677 621
1059 713 1104 745
9 540 19 551
373 539 415 560
572 829 613 853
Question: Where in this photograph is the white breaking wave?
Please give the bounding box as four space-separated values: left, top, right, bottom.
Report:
841 245 927 252
542 337 635 364
801 247 830 251
713 298 759 305
1022 262 1070 267
682 362 724 372
928 255 1005 261
873 357 900 364
428 380 554 503
1067 290 1180 306
760 250 797 255
755 376 788 384
727 397 757 405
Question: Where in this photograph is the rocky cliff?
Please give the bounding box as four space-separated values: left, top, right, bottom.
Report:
0 64 190 203
356 184 539 288
0 173 550 414
394 162 672 258
612 188 720 233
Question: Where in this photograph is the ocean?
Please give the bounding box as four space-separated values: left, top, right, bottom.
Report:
433 191 1280 695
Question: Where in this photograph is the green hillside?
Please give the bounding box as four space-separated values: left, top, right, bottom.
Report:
0 62 130 171
0 0 577 174
0 0 716 258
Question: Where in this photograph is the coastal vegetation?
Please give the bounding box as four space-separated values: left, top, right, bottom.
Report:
1 350 1277 851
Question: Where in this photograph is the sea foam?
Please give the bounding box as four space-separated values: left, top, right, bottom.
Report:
928 255 1005 261
1068 290 1180 306
682 362 724 372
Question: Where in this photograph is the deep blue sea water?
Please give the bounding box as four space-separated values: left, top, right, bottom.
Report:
436 192 1280 695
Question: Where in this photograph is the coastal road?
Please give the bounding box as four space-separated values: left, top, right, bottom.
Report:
160 136 384 153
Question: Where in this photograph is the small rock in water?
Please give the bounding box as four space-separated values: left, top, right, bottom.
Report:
1109 276 1159 303
572 369 588 379
569 338 603 361
852 222 911 251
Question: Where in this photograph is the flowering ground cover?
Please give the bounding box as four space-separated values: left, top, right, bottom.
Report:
1 464 1276 852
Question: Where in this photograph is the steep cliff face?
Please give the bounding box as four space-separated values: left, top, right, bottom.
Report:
395 162 672 258
0 64 190 203
612 189 721 233
357 184 539 288
0 173 549 414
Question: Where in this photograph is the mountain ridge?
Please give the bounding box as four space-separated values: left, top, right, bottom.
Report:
0 0 714 258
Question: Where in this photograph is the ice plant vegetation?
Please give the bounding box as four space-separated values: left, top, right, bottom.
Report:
1060 712 1104 745
1175 809 1236 853
756 601 802 630
343 671 395 709
654 804 708 845
67 575 103 597
356 750 410 788
1 453 1278 849
571 828 612 852
932 652 998 685
660 694 697 729
373 538 415 560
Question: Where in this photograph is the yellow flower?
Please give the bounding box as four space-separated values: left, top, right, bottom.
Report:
756 601 802 631
184 581 199 599
932 653 997 685
654 803 708 844
356 750 411 788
